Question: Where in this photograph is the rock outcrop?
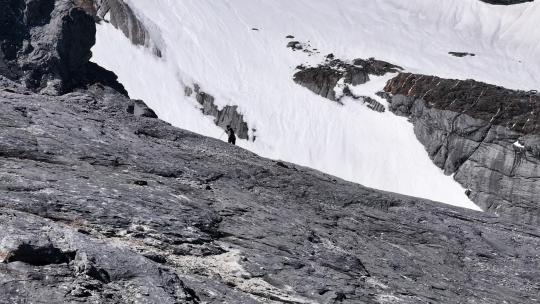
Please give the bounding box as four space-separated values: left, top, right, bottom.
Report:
449 52 476 58
185 84 252 141
0 0 125 95
89 0 162 57
384 73 540 225
294 57 401 111
286 40 320 55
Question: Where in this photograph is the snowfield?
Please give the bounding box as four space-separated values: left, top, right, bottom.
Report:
92 0 540 210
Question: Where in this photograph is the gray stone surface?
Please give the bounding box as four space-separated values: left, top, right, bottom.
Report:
184 84 251 141
90 0 163 57
1 80 540 303
384 73 540 225
293 57 401 111
0 0 126 95
294 63 342 101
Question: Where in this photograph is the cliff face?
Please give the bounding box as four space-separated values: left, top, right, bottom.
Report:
2 74 540 304
384 73 540 225
185 84 251 140
0 0 125 94
293 57 401 112
292 53 540 224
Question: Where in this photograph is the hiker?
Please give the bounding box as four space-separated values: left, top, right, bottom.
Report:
226 125 236 145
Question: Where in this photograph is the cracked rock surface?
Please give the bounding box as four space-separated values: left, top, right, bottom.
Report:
1 79 540 303
1 0 540 303
384 73 540 225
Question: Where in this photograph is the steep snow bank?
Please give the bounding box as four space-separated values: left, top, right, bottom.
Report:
92 0 539 210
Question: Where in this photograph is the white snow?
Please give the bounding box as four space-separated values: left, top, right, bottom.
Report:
514 141 525 149
92 0 540 211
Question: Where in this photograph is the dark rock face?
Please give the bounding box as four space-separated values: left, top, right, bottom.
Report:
351 58 404 77
286 39 320 56
0 206 198 302
294 57 401 111
185 84 252 141
0 0 125 94
294 63 342 101
1 78 540 303
287 40 303 51
384 73 540 225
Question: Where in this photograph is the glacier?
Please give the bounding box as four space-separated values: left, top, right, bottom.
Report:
91 0 539 210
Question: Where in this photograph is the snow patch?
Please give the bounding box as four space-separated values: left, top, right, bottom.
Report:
514 141 525 149
88 0 540 211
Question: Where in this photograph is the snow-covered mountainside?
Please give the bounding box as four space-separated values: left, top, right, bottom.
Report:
92 0 540 211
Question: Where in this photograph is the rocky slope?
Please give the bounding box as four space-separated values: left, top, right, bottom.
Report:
1 1 540 303
2 70 540 304
0 0 125 95
293 56 401 112
383 74 540 225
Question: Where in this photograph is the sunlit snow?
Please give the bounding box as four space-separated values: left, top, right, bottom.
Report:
92 0 539 210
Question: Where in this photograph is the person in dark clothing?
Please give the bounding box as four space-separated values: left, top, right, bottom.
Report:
226 125 236 145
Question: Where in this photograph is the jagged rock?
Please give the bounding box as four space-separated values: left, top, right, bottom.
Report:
0 208 198 303
352 57 403 76
341 86 386 112
74 0 97 16
294 64 342 101
286 41 303 50
384 73 540 224
189 84 251 140
0 0 126 94
286 40 320 55
361 96 386 113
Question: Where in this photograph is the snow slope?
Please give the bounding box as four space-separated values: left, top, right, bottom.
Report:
91 0 540 210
